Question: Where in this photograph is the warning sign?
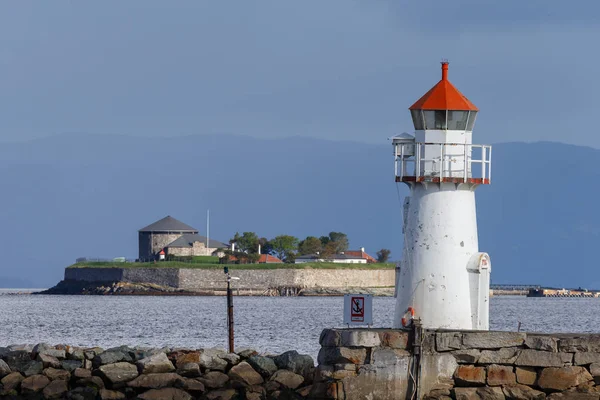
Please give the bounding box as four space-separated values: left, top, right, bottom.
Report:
343 294 373 326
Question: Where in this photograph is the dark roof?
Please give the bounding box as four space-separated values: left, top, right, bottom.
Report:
166 233 228 249
296 253 364 260
139 216 198 233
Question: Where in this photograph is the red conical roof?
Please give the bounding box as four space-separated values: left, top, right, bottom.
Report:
409 62 478 111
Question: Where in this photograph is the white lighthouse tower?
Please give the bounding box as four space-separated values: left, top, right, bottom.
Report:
393 62 492 330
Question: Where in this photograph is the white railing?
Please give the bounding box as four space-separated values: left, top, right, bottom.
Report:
394 142 492 183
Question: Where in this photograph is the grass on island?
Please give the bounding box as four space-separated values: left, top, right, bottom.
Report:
67 261 396 270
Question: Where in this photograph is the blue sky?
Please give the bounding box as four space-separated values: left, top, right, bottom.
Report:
0 1 598 146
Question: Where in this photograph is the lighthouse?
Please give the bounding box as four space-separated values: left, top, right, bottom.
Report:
392 62 492 330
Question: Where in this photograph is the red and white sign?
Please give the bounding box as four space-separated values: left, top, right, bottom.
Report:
343 294 373 326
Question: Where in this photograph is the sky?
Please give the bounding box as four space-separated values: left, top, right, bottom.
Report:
0 1 599 147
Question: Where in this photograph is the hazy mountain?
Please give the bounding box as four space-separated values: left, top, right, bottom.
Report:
0 134 596 289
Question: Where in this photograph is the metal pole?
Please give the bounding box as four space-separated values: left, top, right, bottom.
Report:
227 274 234 353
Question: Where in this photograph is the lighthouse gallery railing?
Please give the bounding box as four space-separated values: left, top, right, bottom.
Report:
394 143 492 184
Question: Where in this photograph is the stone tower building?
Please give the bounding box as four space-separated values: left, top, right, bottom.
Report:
138 216 199 262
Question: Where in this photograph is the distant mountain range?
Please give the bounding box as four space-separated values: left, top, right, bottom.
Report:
0 134 596 289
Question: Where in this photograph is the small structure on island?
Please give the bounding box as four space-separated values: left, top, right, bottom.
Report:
295 248 375 264
392 62 492 330
138 215 227 261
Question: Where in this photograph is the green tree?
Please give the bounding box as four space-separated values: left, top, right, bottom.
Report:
270 235 299 262
376 249 391 263
328 232 349 253
319 236 330 246
298 236 323 255
230 232 260 254
259 237 273 255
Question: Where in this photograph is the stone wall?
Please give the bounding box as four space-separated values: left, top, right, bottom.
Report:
0 343 316 399
316 328 600 400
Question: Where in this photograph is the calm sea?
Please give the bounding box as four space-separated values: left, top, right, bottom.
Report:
0 293 597 359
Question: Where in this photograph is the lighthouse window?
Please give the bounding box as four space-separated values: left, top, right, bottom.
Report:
447 111 469 130
411 110 424 130
423 110 447 130
466 111 478 131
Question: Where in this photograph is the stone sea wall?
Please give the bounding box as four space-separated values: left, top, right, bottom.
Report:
62 267 395 296
0 343 317 399
317 328 600 400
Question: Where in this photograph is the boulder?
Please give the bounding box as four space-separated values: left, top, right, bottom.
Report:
454 365 486 386
247 356 278 378
175 352 201 368
178 377 206 393
318 346 367 366
590 363 600 377
74 368 92 379
320 329 340 346
547 393 599 400
273 351 315 377
452 350 481 364
516 367 538 386
23 360 44 376
453 387 479 400
98 362 139 384
271 369 304 389
199 371 230 389
21 374 50 392
93 351 130 367
487 365 516 386
75 376 105 390
177 362 201 378
525 336 558 352
0 359 10 377
229 361 264 386
516 350 565 368
478 348 520 365
38 353 61 368
199 349 228 371
502 384 545 400
127 372 184 389
205 388 238 400
559 336 600 353
437 332 463 351
4 350 33 373
462 332 525 349
137 352 176 374
575 353 600 366
340 330 381 347
138 387 193 400
237 348 259 359
220 353 241 366
99 389 126 399
1 372 25 393
43 379 69 399
477 387 506 400
379 330 410 349
66 386 99 400
61 359 83 372
39 349 67 359
538 366 593 391
68 347 86 361
44 367 71 381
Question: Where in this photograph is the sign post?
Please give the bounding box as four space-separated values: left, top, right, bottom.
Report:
343 294 373 326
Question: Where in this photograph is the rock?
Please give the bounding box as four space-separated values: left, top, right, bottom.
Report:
477 387 506 400
138 387 193 400
320 329 340 346
452 350 481 364
502 384 546 400
575 353 600 366
229 361 264 386
93 351 129 367
478 348 520 365
273 351 315 377
43 379 69 399
453 387 479 400
127 372 184 389
379 330 410 349
76 376 105 390
525 336 558 352
74 368 92 379
175 352 201 368
454 365 486 386
68 348 86 361
61 359 83 372
237 348 259 359
99 389 126 399
339 330 381 347
559 337 600 353
547 393 599 400
67 386 99 400
40 349 67 359
591 364 600 377
318 346 367 366
200 349 229 371
177 362 201 377
199 371 229 389
462 332 526 349
98 362 139 384
247 356 279 378
8 344 34 352
38 353 61 368
437 332 463 351
178 377 206 393
220 353 241 366
487 365 516 386
4 350 33 373
516 367 538 385
44 367 71 380
538 366 593 391
137 352 176 374
271 369 304 389
516 350 566 367
23 360 43 376
265 380 282 393
205 388 238 400
0 359 10 378
1 372 25 393
21 374 50 392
